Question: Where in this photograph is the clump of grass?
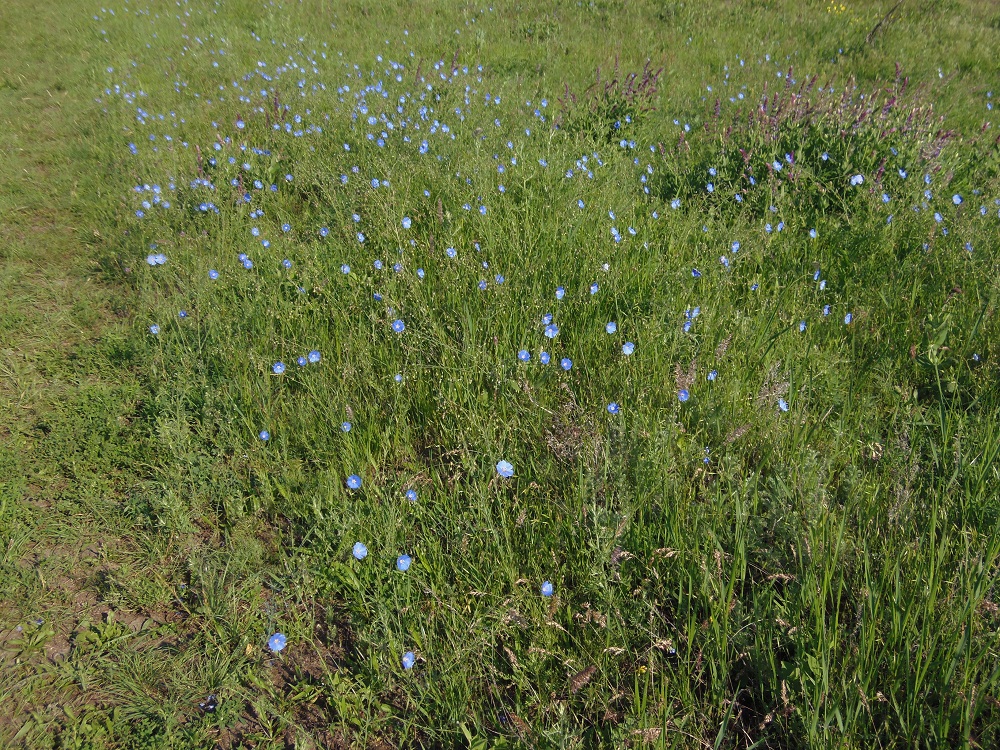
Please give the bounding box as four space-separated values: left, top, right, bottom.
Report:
653 65 961 224
556 57 663 142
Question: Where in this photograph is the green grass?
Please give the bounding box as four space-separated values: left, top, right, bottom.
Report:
2 0 1000 747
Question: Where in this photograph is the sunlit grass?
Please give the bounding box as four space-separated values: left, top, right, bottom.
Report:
2 0 1000 748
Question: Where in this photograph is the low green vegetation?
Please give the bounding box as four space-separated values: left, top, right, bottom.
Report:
2 0 999 748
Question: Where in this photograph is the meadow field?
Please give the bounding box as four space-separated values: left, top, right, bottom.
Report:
2 0 1000 747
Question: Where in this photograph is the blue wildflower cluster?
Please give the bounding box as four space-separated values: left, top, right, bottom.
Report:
103 2 998 718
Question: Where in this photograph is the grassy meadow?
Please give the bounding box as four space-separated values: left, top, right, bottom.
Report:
2 0 1000 747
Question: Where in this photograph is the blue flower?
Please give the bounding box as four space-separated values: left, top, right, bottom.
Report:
282 259 292 269
823 305 831 316
622 342 635 356
395 373 403 383
347 474 362 490
707 370 717 381
590 282 599 295
844 312 853 324
402 651 416 670
405 489 418 503
607 402 620 414
178 310 187 318
341 422 351 432
297 356 307 367
352 542 368 560
402 216 412 229
392 319 405 333
540 581 554 597
809 228 818 239
341 264 351 274
495 274 504 284
308 350 321 363
496 460 514 478
396 554 412 572
671 198 681 209
799 321 806 332
478 280 487 291
518 349 530 362
282 223 291 232
561 358 573 371
539 351 551 365
544 323 559 339
606 321 617 334
209 269 219 280
691 269 701 278
850 174 864 186
149 324 160 335
320 227 329 237
446 247 457 258
953 194 963 205
259 430 270 441
556 286 565 300
542 313 553 325
778 398 789 412
678 389 690 402
577 199 585 209
417 268 425 279
267 633 287 652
